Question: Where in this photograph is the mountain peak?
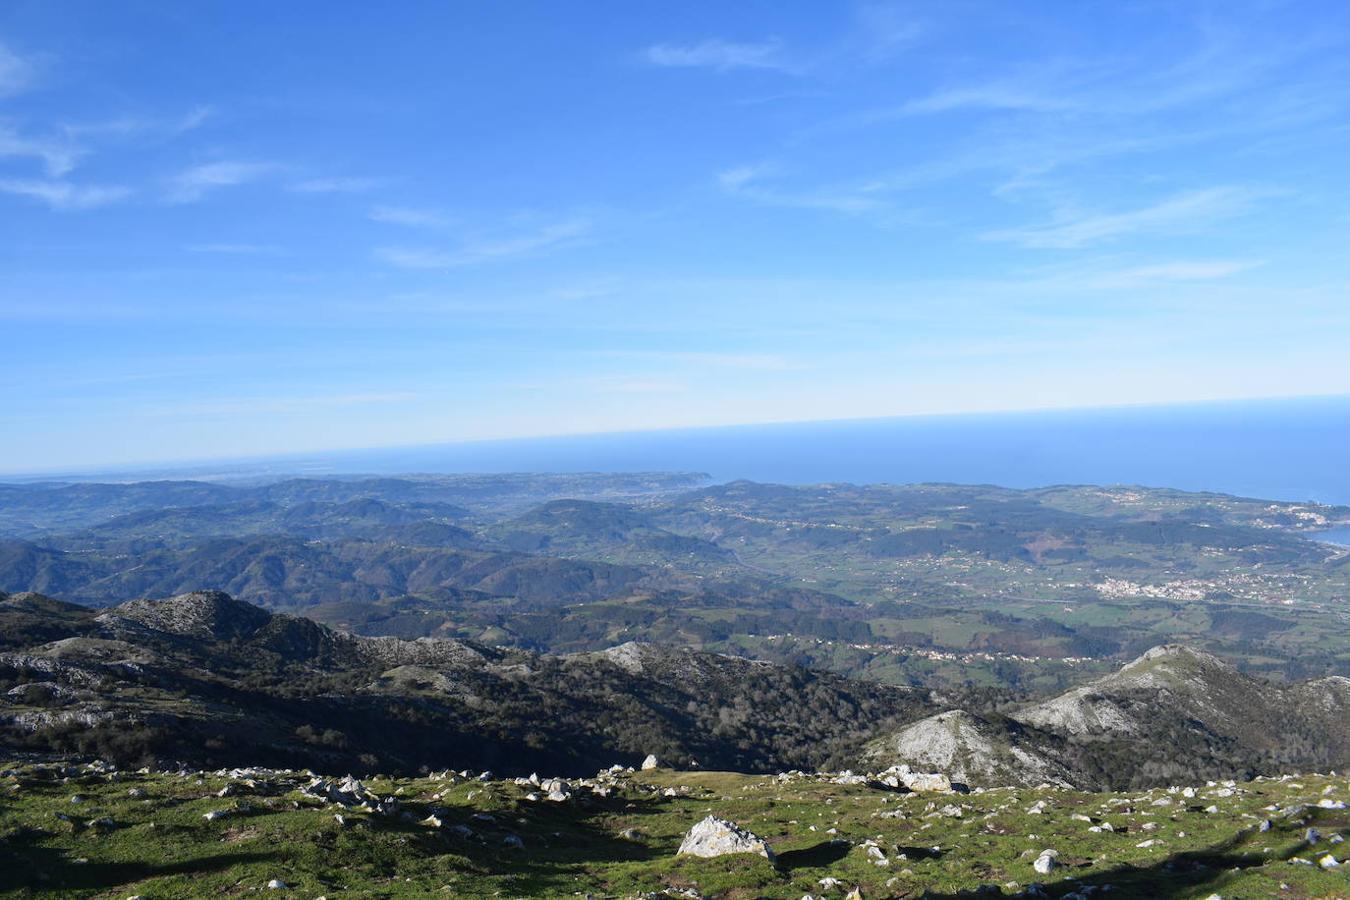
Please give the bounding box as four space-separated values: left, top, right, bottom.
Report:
1108 643 1236 688
102 590 273 641
1015 643 1266 742
1136 643 1226 665
598 640 657 673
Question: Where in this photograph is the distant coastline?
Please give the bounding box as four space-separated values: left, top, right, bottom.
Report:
5 394 1350 506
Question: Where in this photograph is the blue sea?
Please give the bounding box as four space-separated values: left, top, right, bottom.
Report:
1314 527 1350 547
31 395 1350 506
256 395 1350 506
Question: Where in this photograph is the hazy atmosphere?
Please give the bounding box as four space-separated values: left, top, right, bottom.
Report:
3 5 1350 898
4 1 1350 471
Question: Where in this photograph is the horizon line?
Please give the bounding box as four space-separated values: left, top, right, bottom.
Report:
3 390 1348 482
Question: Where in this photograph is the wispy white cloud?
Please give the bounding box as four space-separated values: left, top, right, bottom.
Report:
590 376 687 394
0 41 35 97
369 205 455 228
902 84 1075 115
290 176 383 194
164 160 277 203
1 104 210 180
1025 258 1266 292
373 247 459 270
1105 260 1262 282
0 105 212 186
846 3 924 63
983 187 1268 249
646 7 921 77
718 164 883 213
0 178 131 210
376 217 592 269
550 278 621 301
645 39 792 73
175 105 213 133
60 105 214 145
0 126 82 177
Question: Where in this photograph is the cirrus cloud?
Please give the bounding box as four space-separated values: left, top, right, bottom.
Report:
645 38 792 72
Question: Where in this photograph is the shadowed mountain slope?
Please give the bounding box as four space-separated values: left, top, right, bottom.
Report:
0 591 930 776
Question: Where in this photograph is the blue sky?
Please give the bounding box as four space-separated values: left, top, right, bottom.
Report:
2 1 1349 472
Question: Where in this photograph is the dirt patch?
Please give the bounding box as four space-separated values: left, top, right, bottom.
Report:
220 826 261 843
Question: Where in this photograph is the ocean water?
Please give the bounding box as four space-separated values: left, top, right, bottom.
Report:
1314 527 1350 547
292 394 1350 506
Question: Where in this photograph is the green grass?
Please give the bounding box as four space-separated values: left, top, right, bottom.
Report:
2 761 1346 898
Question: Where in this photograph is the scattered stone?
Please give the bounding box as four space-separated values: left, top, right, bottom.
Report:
641 754 660 770
266 878 287 890
1032 849 1058 875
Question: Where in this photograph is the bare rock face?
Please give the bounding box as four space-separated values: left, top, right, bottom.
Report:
677 816 774 861
863 710 1077 788
101 591 271 641
1014 644 1242 736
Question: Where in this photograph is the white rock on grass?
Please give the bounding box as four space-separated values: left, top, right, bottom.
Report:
641 754 660 770
677 816 775 861
901 770 952 793
1033 849 1058 875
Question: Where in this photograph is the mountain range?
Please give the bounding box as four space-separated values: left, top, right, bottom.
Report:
3 589 1347 790
2 474 1347 696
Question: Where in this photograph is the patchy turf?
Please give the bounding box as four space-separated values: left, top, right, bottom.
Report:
0 760 1347 898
